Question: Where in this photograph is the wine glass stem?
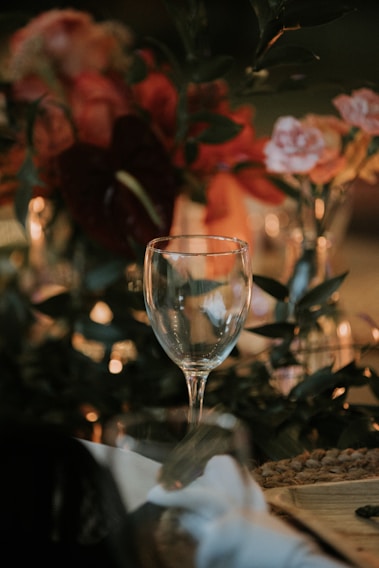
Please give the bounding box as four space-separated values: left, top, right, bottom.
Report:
184 371 208 427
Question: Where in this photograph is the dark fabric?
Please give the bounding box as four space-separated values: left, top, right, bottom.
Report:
0 419 138 567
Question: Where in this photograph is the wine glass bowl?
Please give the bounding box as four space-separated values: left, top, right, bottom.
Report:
143 235 252 425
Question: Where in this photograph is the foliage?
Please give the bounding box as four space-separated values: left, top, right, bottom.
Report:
205 272 379 463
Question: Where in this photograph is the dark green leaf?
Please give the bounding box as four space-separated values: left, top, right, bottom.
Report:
256 44 320 71
367 368 379 399
190 111 243 144
253 274 289 301
75 318 124 345
282 1 356 29
85 260 126 292
32 292 72 319
290 365 338 401
184 139 199 165
247 321 296 339
337 416 379 449
367 136 379 157
248 0 272 34
266 175 301 200
15 151 41 226
297 271 349 311
188 55 235 82
127 52 148 84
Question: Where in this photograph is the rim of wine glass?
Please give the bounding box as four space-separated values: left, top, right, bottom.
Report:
146 234 250 255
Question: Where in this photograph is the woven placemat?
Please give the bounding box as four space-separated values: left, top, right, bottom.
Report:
252 447 379 489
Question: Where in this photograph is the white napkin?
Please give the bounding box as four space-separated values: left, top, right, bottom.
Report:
147 455 350 568
81 439 161 511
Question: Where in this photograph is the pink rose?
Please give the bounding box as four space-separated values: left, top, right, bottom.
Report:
264 116 325 174
333 88 379 135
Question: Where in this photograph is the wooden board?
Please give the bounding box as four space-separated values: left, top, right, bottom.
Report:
265 478 379 568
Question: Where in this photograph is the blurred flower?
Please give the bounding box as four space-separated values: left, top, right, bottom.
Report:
264 89 379 241
0 8 283 260
333 88 379 135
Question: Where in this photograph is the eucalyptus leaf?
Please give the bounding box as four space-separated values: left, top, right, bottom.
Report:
190 111 243 144
337 416 379 449
290 365 339 401
282 1 355 29
25 96 45 148
184 139 199 165
248 0 272 34
253 274 289 301
270 341 299 369
256 44 320 71
267 175 301 200
32 292 72 319
367 136 379 157
296 271 349 311
247 321 296 339
85 260 126 292
75 318 124 345
127 52 148 84
15 151 41 226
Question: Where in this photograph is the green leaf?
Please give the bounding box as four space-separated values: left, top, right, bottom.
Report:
188 55 235 82
184 139 199 165
190 111 243 144
253 274 289 301
15 150 42 227
267 175 301 201
247 321 296 339
296 271 349 311
367 136 379 157
75 318 124 345
85 260 126 292
248 0 272 35
289 365 336 400
282 1 356 29
32 292 72 319
337 416 379 449
126 52 148 84
256 44 320 71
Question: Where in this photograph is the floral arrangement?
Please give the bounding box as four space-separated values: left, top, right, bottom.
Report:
257 88 379 303
1 1 378 458
0 8 285 258
213 89 379 462
264 89 379 241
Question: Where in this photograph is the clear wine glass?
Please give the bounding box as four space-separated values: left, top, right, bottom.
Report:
143 235 252 427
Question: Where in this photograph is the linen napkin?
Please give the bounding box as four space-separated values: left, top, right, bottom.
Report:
147 455 350 568
81 439 161 511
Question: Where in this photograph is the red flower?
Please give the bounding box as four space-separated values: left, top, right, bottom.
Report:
57 114 180 257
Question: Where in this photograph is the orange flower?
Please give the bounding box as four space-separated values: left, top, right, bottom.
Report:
131 56 178 150
303 114 350 184
204 172 254 254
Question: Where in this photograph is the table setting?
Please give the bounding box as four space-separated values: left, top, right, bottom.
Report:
0 2 379 566
82 413 379 568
